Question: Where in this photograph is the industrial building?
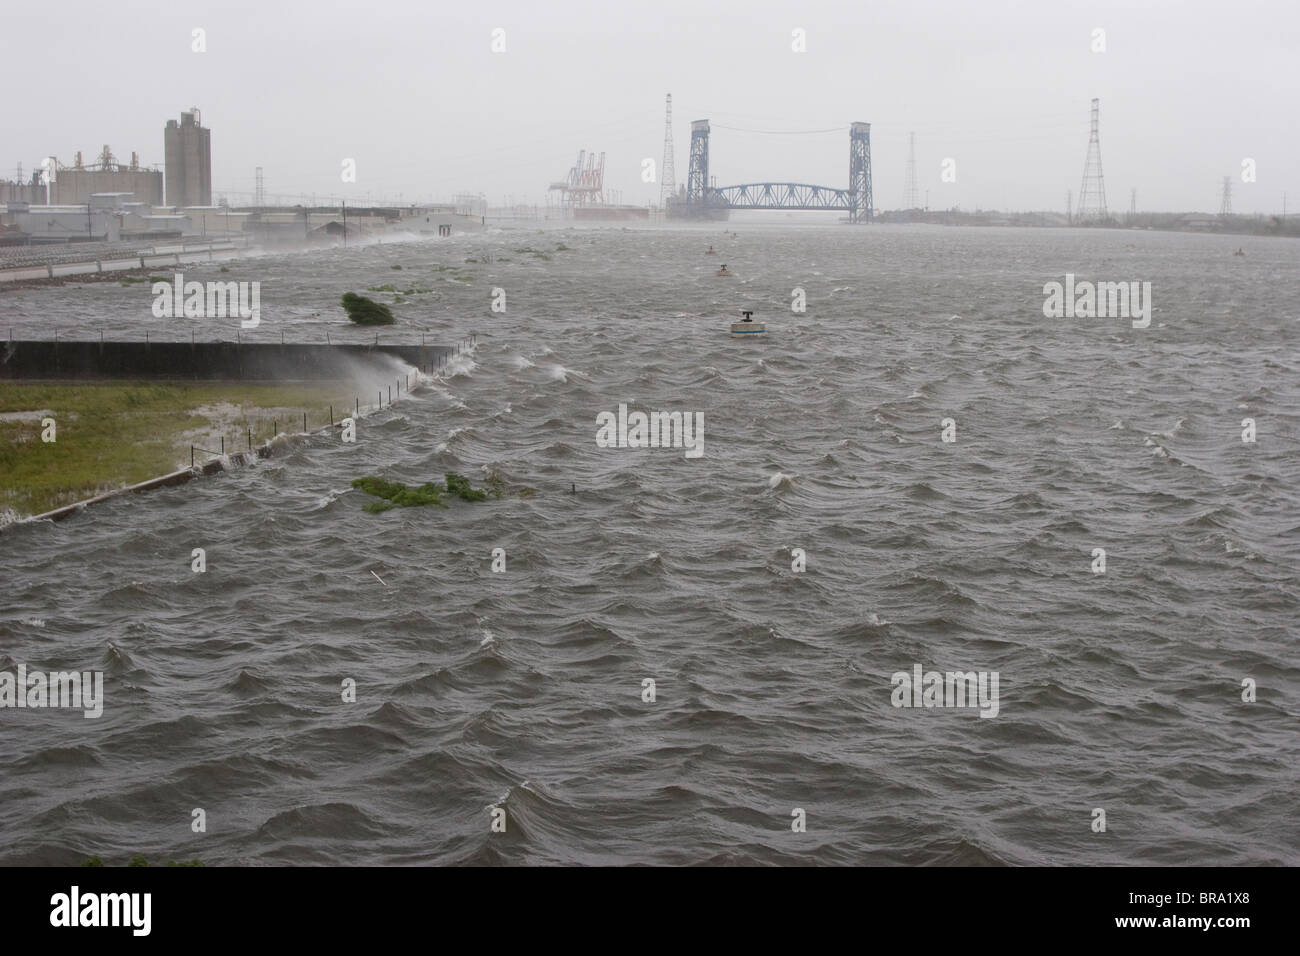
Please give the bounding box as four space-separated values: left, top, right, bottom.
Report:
55 166 162 206
41 146 163 205
1 147 162 207
164 108 212 206
0 175 46 205
1 201 122 242
2 104 495 249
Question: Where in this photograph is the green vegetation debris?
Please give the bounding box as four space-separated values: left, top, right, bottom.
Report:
367 284 431 302
82 855 203 867
444 472 487 501
351 472 521 513
341 292 395 325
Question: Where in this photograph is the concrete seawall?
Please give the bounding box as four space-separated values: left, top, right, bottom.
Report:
0 340 460 380
0 240 246 283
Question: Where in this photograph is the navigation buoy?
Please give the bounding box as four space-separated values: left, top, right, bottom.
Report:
730 309 765 338
705 245 717 255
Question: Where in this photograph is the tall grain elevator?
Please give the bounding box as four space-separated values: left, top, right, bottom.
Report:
164 107 212 206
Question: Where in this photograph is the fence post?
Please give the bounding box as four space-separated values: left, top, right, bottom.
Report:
330 404 334 426
248 426 252 450
303 412 307 432
191 446 194 467
220 435 224 456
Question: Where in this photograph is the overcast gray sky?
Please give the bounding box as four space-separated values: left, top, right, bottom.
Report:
4 0 1295 213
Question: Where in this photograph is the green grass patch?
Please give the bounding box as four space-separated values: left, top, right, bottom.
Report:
0 381 352 518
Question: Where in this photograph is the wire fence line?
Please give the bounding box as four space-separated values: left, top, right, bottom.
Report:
183 332 477 469
6 330 478 348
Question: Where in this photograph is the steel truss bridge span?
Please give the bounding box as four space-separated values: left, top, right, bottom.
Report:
710 182 854 212
683 119 873 222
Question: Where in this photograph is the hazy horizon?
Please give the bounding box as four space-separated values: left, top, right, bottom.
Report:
3 0 1296 214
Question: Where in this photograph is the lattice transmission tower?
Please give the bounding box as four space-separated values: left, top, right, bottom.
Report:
1219 176 1232 216
660 94 676 208
1076 98 1107 221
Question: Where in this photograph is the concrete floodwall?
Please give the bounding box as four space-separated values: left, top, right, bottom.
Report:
0 340 458 380
0 239 245 283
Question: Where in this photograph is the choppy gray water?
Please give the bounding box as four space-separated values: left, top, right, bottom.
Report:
2 223 1297 865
